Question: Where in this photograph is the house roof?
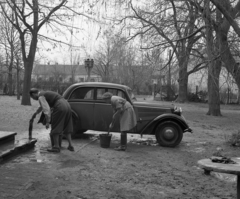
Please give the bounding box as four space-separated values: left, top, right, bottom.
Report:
33 64 89 76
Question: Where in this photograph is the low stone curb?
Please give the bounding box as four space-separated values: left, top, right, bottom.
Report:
0 138 37 163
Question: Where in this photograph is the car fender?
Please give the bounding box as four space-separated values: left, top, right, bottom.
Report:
139 113 192 136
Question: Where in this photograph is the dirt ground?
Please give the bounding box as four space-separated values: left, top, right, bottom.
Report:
1 95 240 199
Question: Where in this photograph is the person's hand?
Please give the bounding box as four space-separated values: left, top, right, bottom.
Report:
46 123 50 129
109 123 113 129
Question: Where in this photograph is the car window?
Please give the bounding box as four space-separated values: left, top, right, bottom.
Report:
96 88 126 101
117 90 126 99
107 88 127 99
96 88 107 100
127 89 136 101
107 88 117 95
69 87 94 100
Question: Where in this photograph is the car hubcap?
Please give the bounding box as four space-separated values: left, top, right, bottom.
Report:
163 128 175 140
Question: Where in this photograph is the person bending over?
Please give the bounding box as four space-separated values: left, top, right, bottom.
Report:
102 92 137 151
30 88 74 153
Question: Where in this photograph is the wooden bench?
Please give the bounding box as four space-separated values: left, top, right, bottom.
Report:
198 158 240 199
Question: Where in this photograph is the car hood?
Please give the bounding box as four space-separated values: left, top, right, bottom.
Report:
133 101 174 109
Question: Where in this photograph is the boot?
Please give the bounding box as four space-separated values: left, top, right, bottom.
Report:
114 132 127 151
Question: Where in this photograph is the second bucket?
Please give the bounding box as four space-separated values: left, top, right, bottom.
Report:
99 134 112 148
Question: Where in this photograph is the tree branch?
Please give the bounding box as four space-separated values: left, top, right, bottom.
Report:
210 0 240 38
38 0 67 31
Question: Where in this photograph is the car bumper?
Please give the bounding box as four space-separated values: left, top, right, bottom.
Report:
184 127 193 133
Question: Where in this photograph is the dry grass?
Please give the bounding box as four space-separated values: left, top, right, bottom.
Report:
0 95 43 133
224 130 240 146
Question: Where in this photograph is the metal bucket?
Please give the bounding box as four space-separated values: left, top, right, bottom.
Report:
99 134 112 148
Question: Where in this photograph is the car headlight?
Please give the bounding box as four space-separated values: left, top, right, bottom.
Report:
174 106 182 115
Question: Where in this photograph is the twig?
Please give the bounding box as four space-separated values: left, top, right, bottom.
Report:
75 137 99 152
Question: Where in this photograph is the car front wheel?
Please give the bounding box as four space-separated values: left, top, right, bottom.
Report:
155 121 183 147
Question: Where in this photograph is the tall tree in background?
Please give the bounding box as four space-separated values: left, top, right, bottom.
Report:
0 0 67 105
92 31 120 82
121 0 203 102
193 0 240 113
203 0 222 116
0 11 22 96
209 0 240 103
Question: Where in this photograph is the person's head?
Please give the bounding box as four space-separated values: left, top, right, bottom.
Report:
102 92 113 103
29 88 39 100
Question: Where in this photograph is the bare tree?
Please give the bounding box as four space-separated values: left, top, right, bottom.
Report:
210 0 240 104
203 0 222 116
192 0 240 112
0 0 73 105
210 0 240 37
0 11 23 97
92 31 120 82
115 0 204 102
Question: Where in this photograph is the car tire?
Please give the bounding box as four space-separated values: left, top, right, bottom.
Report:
155 121 183 147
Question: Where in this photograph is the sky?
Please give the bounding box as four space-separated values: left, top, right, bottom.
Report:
36 0 126 65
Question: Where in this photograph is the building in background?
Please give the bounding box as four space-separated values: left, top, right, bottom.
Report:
32 64 101 94
32 64 101 83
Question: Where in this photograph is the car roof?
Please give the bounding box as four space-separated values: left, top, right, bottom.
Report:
71 82 131 90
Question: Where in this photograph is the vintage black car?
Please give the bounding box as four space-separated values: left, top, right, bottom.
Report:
63 82 192 147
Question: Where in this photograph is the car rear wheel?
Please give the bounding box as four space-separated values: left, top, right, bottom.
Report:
155 121 183 147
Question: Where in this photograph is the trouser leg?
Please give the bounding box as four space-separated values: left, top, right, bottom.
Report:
120 132 127 147
51 134 60 148
65 133 73 147
50 134 62 147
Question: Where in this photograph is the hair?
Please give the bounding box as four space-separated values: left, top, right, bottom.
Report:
102 92 113 99
29 88 39 97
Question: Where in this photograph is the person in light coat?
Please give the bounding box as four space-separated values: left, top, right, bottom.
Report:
102 92 137 151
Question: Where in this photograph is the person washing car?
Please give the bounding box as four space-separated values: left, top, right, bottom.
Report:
102 92 137 151
30 88 74 153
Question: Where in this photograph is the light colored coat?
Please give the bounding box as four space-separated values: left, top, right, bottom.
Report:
111 96 137 132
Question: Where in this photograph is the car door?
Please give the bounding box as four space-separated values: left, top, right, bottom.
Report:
68 86 95 130
93 88 124 132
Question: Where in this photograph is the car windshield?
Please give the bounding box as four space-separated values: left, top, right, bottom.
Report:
127 89 137 101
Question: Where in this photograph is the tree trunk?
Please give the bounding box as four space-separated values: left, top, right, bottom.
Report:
176 60 188 102
207 60 222 115
20 27 38 105
8 58 13 96
218 15 240 97
16 58 20 100
205 0 222 116
21 61 33 105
